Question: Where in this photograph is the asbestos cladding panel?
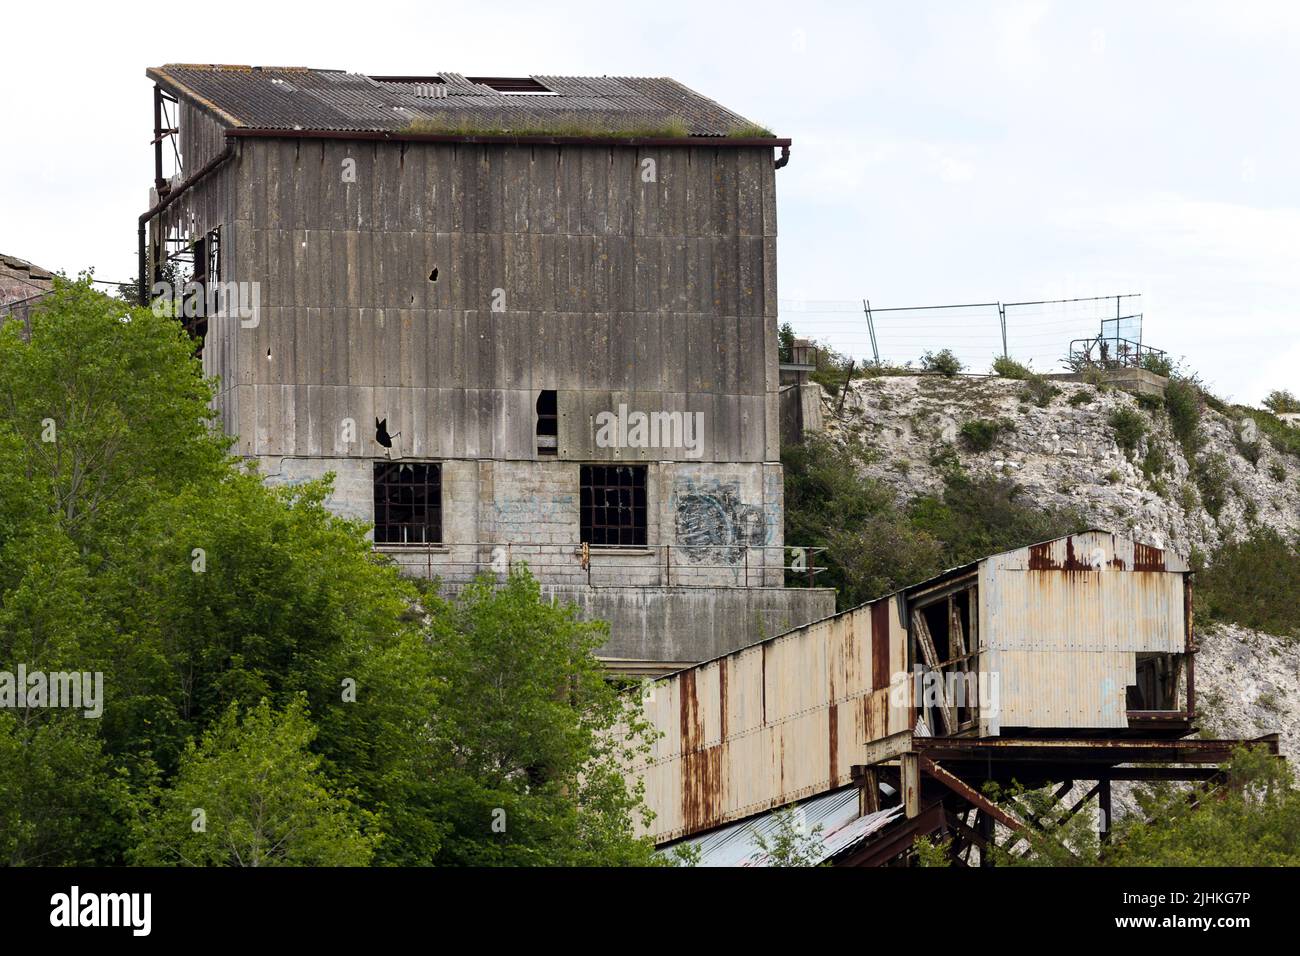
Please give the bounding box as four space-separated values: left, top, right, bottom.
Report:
982 563 1186 654
988 531 1189 574
994 649 1136 728
633 598 909 842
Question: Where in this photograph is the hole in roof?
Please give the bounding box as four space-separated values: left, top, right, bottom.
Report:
467 76 557 95
428 267 439 282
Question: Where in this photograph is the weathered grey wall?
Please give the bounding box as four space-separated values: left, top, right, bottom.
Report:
263 455 790 586
150 116 830 662
206 138 779 463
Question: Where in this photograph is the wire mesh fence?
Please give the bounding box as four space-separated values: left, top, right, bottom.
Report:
778 293 1148 376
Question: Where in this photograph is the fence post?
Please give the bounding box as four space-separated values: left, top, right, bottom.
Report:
863 299 880 365
998 303 1008 359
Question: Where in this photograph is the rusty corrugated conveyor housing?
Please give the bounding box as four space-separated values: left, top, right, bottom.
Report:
633 530 1283 864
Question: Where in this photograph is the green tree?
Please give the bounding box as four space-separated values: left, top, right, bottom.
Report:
990 747 1300 866
131 697 379 866
423 568 659 866
0 712 135 866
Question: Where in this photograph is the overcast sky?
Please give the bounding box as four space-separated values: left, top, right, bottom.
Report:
2 1 1296 402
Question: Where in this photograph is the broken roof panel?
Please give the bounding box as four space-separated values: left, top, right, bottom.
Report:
146 64 774 139
658 787 904 867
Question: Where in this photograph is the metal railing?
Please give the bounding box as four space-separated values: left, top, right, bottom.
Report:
373 540 828 589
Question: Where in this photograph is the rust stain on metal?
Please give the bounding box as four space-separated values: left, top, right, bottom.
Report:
871 599 890 690
681 744 723 832
679 670 701 753
1028 535 1091 571
718 658 729 741
828 702 839 782
1133 542 1167 572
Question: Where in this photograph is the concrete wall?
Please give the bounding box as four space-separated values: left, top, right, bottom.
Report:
262 455 790 587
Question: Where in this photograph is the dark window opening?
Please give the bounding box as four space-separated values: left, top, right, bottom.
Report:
467 76 557 95
183 227 220 353
536 390 558 456
908 583 979 736
1128 653 1182 711
580 465 647 548
373 462 442 546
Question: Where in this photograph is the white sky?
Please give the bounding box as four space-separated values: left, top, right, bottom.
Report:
1 0 1296 402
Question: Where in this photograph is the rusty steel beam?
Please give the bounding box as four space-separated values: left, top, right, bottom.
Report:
835 802 947 867
914 736 1279 764
917 756 1026 833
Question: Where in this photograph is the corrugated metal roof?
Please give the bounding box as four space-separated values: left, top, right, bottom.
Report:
147 65 767 138
659 787 903 866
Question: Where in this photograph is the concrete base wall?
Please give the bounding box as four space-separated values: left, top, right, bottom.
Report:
780 382 825 445
255 453 831 664
1046 367 1168 398
545 584 836 668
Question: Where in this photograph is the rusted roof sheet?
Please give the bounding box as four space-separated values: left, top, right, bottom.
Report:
659 787 903 867
146 65 767 138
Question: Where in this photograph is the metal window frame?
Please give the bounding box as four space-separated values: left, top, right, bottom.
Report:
373 461 443 546
579 463 648 548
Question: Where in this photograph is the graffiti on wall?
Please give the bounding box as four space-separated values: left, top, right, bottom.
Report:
674 478 768 564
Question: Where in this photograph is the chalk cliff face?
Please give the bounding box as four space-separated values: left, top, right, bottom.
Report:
817 374 1300 756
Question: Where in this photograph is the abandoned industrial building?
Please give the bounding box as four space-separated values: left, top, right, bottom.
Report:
635 531 1282 865
135 68 1283 867
140 64 833 671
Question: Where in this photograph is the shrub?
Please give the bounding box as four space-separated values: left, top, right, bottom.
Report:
1135 392 1164 412
1142 442 1170 481
1140 352 1175 377
1238 406 1300 460
1270 463 1287 482
909 473 1087 569
1199 527 1300 637
1109 407 1148 458
1068 390 1093 407
1234 431 1263 467
1023 375 1060 408
1263 389 1300 414
1164 377 1204 457
1195 452 1232 519
959 418 1010 452
920 349 963 378
992 355 1031 379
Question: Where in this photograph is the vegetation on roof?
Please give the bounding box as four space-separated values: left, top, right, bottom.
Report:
725 121 777 138
399 113 776 140
400 113 694 139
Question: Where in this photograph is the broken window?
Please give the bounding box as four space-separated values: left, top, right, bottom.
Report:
1128 653 1183 711
580 464 647 548
537 390 558 456
373 461 442 546
908 579 980 736
183 227 220 353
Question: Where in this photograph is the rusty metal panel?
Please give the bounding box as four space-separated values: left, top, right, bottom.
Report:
632 595 909 843
996 649 1136 728
982 536 1186 655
